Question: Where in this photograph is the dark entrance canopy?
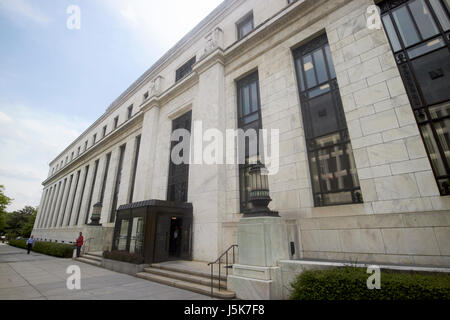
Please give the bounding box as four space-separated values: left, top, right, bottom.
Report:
113 200 193 264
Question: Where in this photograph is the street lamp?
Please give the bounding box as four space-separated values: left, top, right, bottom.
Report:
245 163 279 217
89 202 102 226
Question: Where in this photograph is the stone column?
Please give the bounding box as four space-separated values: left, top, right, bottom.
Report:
34 188 49 230
227 216 290 300
134 103 160 202
189 48 227 261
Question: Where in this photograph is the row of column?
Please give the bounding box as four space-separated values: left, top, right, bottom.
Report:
34 134 142 230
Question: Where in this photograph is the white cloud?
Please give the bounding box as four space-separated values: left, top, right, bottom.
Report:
0 0 50 25
103 0 224 55
0 104 90 211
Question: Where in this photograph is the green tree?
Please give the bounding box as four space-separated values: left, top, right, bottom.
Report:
0 185 13 234
5 206 37 239
21 206 37 238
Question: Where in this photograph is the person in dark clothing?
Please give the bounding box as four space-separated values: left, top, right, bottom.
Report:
26 236 35 254
76 232 84 257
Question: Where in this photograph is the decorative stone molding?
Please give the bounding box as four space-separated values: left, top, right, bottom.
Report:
149 75 164 98
200 26 224 59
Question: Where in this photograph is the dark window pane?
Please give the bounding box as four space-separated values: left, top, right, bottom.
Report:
308 83 330 98
313 48 328 84
308 92 339 137
392 6 421 46
382 15 402 52
432 118 450 166
410 47 450 105
420 123 447 175
309 153 321 191
238 14 253 40
303 54 317 88
408 37 445 59
429 0 450 30
409 0 439 39
242 85 250 116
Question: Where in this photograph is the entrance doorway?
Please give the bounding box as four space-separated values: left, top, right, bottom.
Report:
169 217 183 259
113 200 193 264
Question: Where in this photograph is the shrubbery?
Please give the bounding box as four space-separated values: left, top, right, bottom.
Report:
8 239 27 249
290 267 450 300
9 239 74 258
103 250 145 264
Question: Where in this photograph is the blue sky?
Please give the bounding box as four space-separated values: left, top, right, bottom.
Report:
0 0 223 211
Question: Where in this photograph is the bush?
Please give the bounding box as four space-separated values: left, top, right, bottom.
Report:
33 241 74 258
290 267 450 300
103 250 144 264
9 240 74 258
9 239 27 249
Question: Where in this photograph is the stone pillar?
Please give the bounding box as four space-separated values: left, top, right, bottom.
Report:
134 104 160 202
228 216 290 300
189 49 227 261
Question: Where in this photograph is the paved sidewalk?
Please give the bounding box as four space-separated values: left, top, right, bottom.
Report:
0 243 214 300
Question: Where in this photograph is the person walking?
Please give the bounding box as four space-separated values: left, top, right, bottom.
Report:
76 232 84 258
26 235 35 254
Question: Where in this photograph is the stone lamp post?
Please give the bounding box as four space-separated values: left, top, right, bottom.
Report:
228 163 290 300
89 202 102 226
245 163 279 218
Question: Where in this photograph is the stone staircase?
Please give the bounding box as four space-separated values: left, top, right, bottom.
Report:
75 251 103 267
136 260 236 299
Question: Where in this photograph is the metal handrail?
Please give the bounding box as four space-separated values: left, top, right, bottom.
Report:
207 244 238 298
81 237 96 255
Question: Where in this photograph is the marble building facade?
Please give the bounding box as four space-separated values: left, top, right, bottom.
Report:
32 0 450 268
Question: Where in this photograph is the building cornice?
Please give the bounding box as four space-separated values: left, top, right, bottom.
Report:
49 0 243 166
43 112 144 186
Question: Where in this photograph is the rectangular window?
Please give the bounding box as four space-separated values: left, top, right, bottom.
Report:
380 0 450 194
175 57 196 82
84 141 88 151
293 33 362 207
237 12 254 40
93 134 97 145
114 116 119 129
129 135 141 203
110 145 126 223
167 111 192 202
102 125 107 138
237 71 262 212
128 105 133 120
71 151 74 160
143 92 149 100
77 146 80 156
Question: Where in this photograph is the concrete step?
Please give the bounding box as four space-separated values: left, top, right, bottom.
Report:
136 272 235 299
143 267 226 289
75 256 102 267
83 253 102 262
150 262 231 280
85 251 103 258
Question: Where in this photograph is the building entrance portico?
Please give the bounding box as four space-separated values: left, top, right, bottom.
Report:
113 200 193 264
